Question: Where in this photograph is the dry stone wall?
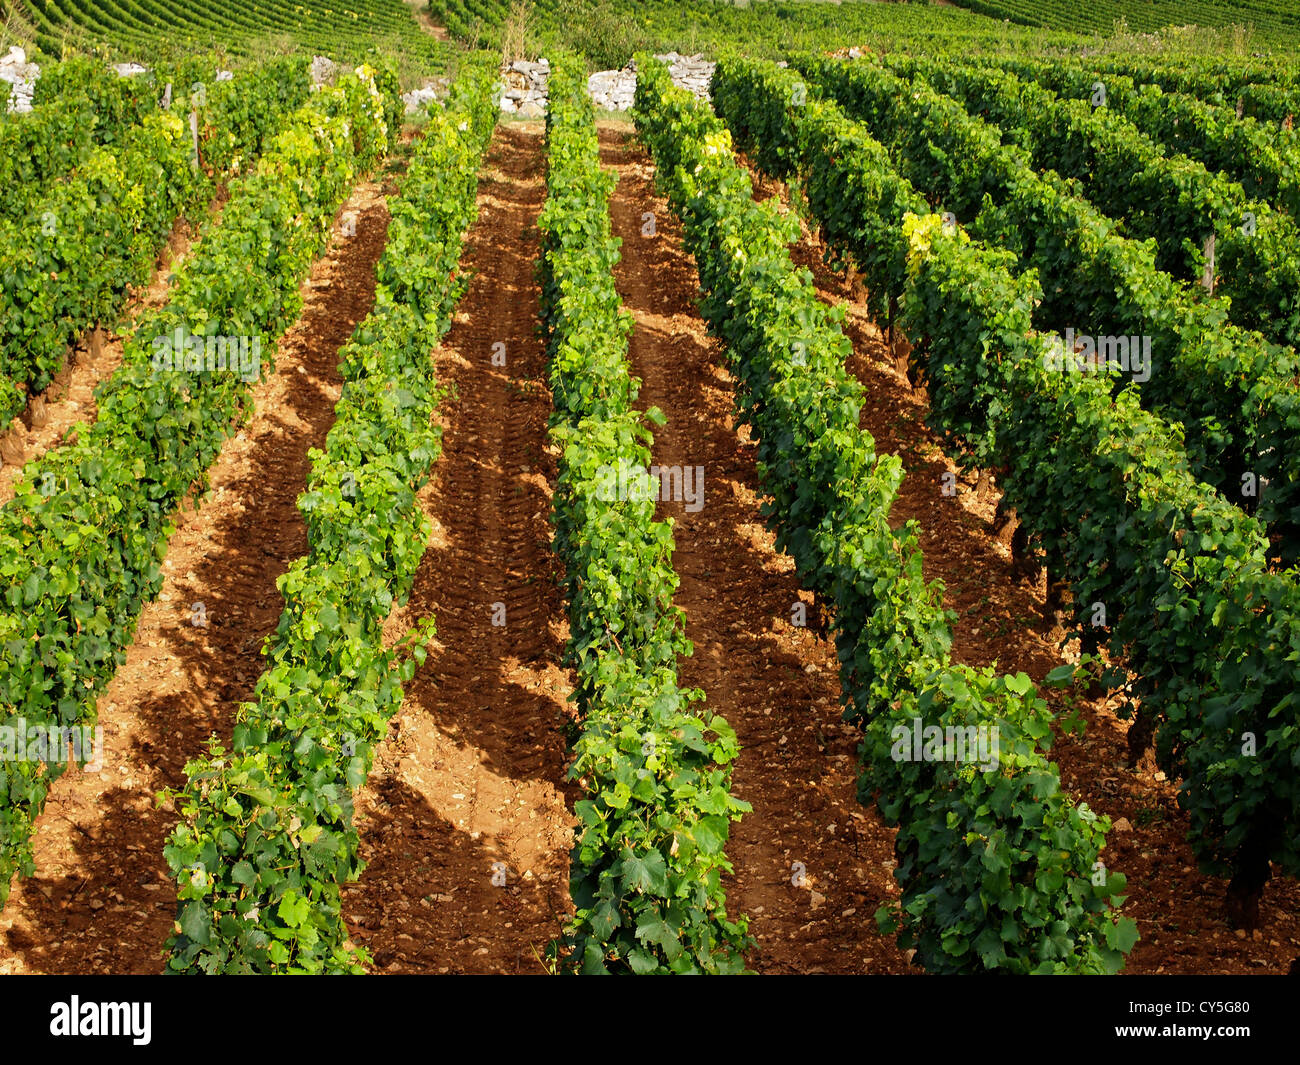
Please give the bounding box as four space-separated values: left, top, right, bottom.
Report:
403 52 717 117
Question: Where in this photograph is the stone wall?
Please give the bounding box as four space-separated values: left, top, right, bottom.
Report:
1 46 38 112
403 52 717 118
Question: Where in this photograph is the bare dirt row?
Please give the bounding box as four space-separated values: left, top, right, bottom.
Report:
341 124 576 974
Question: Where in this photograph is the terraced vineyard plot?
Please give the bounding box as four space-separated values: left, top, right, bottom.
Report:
10 0 448 66
427 0 1082 65
951 0 1300 45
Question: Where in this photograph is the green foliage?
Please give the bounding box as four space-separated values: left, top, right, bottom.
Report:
0 55 162 221
18 0 448 71
161 57 499 973
430 0 1084 68
188 54 314 175
712 55 1300 897
862 664 1136 974
0 68 392 912
976 55 1300 222
1069 53 1300 125
948 0 1300 51
908 59 1300 352
0 55 313 436
642 55 1135 974
795 54 1300 562
540 54 751 975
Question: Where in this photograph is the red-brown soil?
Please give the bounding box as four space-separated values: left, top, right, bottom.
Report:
341 123 576 975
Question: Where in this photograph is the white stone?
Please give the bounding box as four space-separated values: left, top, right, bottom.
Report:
1 53 39 112
310 55 338 85
402 86 441 114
